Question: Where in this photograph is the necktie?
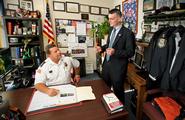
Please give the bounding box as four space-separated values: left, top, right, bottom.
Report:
106 28 116 61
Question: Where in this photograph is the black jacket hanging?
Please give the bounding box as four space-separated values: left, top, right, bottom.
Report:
147 27 176 82
160 25 185 92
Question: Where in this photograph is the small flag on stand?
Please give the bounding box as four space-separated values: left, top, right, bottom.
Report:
43 0 55 45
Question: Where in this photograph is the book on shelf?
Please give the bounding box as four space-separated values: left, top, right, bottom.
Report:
102 92 124 114
10 46 41 67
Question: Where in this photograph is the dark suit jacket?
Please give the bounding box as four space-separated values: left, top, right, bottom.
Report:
147 27 176 81
101 26 135 74
161 29 185 92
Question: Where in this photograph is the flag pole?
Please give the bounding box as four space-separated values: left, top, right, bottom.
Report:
45 0 48 4
48 0 56 45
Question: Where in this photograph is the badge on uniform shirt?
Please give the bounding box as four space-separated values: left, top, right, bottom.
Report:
64 62 68 67
158 38 166 48
64 62 68 71
36 69 41 74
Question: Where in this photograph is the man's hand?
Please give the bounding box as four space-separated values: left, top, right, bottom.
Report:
96 46 102 53
47 88 59 97
71 75 80 85
74 75 80 83
35 83 59 97
106 48 115 56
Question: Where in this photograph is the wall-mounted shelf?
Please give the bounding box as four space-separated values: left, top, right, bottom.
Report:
144 10 185 23
7 35 40 37
3 16 39 21
9 42 40 46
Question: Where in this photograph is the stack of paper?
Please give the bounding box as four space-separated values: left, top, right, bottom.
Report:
77 86 95 101
102 92 124 114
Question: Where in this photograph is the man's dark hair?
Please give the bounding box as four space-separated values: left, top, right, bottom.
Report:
109 8 122 17
45 44 56 54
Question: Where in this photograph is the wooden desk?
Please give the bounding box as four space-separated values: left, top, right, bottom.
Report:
127 63 147 120
2 80 128 120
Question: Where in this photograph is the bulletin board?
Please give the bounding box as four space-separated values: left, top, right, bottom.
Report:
55 19 94 48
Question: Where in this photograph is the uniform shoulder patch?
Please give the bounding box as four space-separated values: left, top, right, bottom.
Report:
158 38 167 48
39 61 46 67
36 69 41 74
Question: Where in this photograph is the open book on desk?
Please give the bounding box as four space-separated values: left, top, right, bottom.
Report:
26 84 96 114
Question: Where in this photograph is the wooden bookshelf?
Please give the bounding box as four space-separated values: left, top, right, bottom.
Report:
3 16 44 69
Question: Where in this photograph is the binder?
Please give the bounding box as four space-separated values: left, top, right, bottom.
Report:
25 88 82 116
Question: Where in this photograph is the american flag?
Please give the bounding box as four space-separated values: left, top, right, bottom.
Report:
43 2 55 45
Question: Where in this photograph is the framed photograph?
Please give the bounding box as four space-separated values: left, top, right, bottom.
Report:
134 50 144 69
144 25 151 32
143 0 155 12
7 4 19 10
69 43 88 57
158 24 169 29
100 7 109 15
80 4 90 13
53 1 65 11
66 2 79 13
90 6 100 15
5 9 16 17
5 9 11 16
115 5 121 10
156 0 173 9
19 0 33 11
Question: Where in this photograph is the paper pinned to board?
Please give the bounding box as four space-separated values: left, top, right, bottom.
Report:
68 43 88 57
76 22 86 35
66 26 75 33
67 33 76 43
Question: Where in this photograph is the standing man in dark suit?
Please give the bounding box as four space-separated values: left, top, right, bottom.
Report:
96 9 135 103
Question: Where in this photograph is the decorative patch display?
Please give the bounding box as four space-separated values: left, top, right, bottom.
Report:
122 0 137 33
158 38 167 48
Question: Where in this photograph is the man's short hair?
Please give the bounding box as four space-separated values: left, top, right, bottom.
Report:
45 44 56 54
109 8 122 17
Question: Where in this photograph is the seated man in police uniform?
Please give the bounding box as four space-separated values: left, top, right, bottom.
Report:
34 44 80 97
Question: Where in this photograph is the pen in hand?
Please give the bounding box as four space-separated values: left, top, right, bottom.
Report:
71 75 80 86
47 88 60 97
71 78 78 86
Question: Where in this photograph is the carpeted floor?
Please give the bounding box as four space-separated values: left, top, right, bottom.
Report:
81 72 102 81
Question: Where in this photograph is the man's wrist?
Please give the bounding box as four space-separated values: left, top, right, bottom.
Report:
74 67 80 76
74 74 80 77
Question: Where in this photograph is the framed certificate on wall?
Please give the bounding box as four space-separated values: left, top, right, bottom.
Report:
90 6 100 15
53 1 65 11
66 2 79 13
143 0 155 12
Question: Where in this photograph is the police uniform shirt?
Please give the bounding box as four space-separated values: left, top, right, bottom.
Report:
34 56 80 86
